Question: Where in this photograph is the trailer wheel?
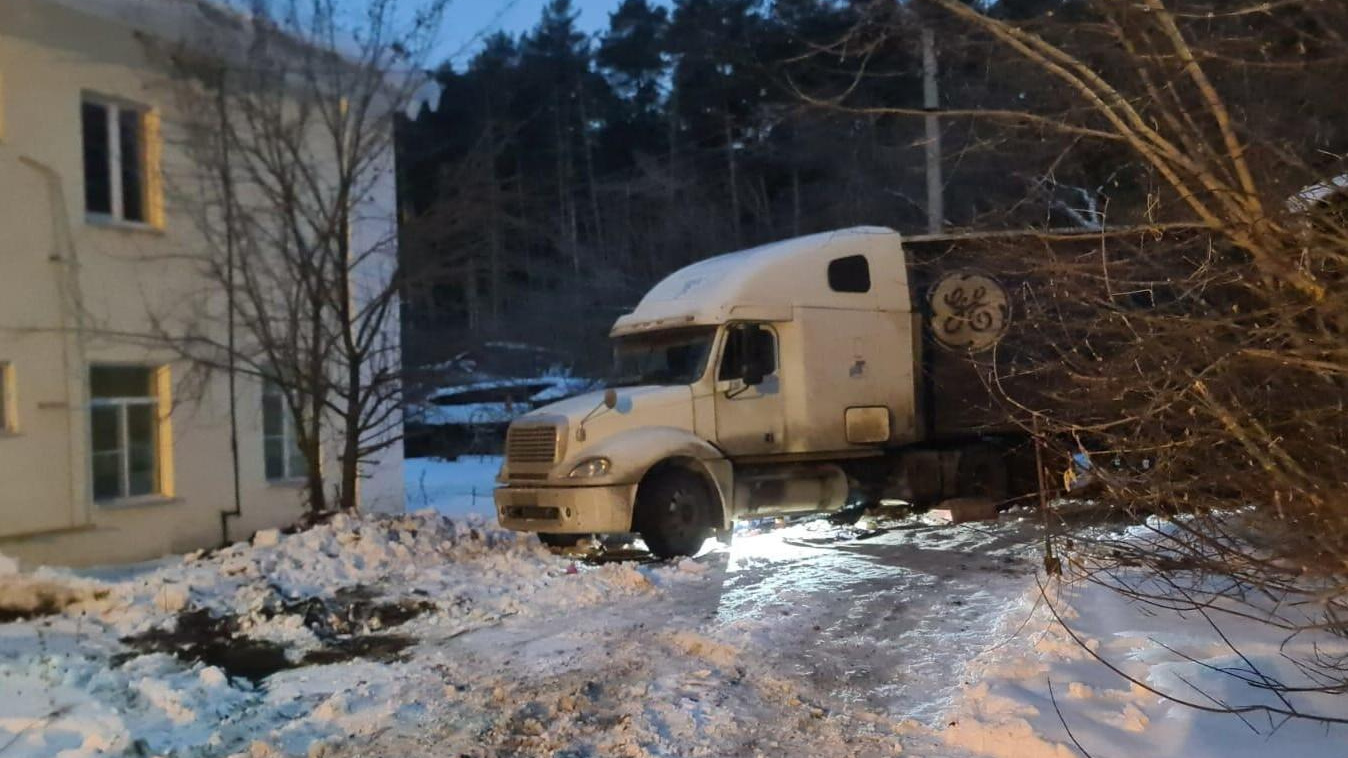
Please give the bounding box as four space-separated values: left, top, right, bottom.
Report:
636 467 713 559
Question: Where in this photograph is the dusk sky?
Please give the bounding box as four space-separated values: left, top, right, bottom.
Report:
434 0 641 66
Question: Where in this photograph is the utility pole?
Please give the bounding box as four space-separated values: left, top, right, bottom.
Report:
922 27 944 234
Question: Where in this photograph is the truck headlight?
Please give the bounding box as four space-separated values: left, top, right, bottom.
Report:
567 457 611 479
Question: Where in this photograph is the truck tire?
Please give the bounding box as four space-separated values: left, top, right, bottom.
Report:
636 468 713 559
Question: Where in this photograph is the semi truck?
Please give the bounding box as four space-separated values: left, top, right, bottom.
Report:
493 226 1036 557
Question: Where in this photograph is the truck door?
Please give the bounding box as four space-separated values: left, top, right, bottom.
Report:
714 323 785 456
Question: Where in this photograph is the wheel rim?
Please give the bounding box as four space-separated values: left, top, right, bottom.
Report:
666 488 698 541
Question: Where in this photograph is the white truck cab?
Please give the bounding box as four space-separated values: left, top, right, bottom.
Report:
495 226 1021 556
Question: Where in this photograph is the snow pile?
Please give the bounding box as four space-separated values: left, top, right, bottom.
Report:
0 512 659 758
941 564 1348 758
0 550 108 623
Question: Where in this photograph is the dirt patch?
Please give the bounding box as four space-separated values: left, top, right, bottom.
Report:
301 634 417 666
121 588 436 683
270 585 437 636
0 579 106 623
121 609 296 682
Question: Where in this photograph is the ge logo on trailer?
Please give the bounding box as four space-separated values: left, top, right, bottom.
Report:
927 271 1010 352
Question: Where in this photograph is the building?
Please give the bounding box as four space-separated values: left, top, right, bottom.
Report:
0 0 406 567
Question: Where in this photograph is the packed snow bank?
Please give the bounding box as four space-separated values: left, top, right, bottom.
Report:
941 564 1348 758
404 456 500 522
0 512 660 758
0 550 108 622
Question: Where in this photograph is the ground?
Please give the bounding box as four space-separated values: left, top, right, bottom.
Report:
1 458 1346 758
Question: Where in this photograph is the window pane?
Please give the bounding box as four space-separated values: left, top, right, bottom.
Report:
92 451 123 500
718 328 744 381
287 440 308 479
126 404 155 446
90 406 120 453
82 102 112 214
827 255 871 293
91 366 153 399
128 443 156 496
265 437 286 480
126 405 156 496
118 109 145 222
262 393 284 437
750 330 777 373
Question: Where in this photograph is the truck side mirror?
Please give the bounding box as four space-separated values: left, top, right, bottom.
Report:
739 324 771 387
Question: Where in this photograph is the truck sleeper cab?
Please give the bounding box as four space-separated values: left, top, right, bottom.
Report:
494 226 1023 557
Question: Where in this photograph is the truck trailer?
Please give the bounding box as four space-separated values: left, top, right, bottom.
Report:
493 226 1036 557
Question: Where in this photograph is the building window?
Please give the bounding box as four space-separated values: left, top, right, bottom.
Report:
828 255 871 293
90 366 164 501
263 379 308 481
0 362 14 433
82 97 155 224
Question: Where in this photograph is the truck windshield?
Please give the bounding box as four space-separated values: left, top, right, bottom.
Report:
611 327 716 387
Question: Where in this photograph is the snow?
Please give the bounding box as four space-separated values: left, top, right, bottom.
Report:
408 374 599 428
940 549 1348 758
1289 173 1348 212
403 456 500 523
2 511 1346 757
408 401 517 427
0 513 662 758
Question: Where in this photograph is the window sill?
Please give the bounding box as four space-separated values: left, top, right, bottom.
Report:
95 494 182 510
85 215 164 235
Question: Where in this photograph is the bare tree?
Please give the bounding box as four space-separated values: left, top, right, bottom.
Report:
151 0 447 515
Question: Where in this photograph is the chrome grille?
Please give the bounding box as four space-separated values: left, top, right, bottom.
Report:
507 425 559 464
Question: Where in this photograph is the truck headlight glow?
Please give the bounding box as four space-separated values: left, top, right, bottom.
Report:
567 457 611 479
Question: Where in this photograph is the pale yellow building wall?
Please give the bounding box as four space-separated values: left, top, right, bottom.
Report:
0 0 402 567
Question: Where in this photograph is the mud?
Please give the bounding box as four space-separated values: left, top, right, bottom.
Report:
121 589 436 683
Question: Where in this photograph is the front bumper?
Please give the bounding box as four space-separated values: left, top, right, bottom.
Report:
495 483 637 533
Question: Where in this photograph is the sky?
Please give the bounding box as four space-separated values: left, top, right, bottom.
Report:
434 0 633 67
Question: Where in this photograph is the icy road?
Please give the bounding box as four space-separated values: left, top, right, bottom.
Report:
334 518 1041 758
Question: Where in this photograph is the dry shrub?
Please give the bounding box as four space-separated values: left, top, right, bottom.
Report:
908 0 1348 718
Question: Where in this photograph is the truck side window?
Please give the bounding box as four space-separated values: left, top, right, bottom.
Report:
828 255 871 293
719 324 777 381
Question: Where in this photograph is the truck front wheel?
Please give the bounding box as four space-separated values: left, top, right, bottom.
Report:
636 468 713 559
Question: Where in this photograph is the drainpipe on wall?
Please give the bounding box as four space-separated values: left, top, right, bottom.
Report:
213 72 244 547
18 155 92 531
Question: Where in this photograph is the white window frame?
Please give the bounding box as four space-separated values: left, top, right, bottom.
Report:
262 378 307 482
90 366 164 502
81 94 151 226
